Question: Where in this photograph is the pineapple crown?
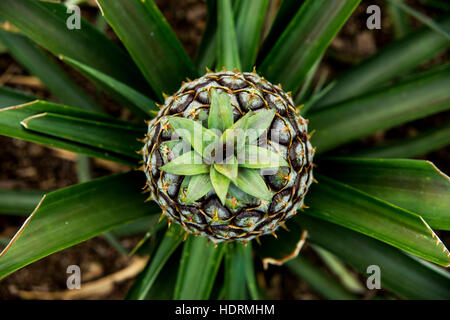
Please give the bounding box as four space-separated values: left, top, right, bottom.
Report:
159 88 289 205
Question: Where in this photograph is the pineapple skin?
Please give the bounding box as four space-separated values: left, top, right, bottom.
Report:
142 71 314 243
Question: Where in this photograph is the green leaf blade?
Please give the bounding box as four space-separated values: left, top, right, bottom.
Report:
214 156 238 180
0 86 34 109
160 151 209 176
0 0 149 93
21 112 144 159
233 168 272 201
319 158 450 230
210 166 230 205
168 117 219 158
0 30 101 113
309 66 450 154
235 0 269 71
258 0 360 92
295 214 450 299
96 0 197 98
0 172 159 279
126 224 185 300
239 145 289 169
217 0 242 70
174 236 225 300
208 88 234 132
62 56 158 118
315 18 450 108
0 189 45 215
185 174 213 204
0 101 141 165
306 174 450 267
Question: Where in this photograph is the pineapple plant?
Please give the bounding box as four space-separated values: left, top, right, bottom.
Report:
0 0 449 300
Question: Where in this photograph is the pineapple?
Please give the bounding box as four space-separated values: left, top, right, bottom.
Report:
142 70 314 242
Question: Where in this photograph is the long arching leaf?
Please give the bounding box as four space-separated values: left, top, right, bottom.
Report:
0 172 159 280
96 0 198 99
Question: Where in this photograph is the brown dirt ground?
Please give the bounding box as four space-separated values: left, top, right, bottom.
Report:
0 0 448 300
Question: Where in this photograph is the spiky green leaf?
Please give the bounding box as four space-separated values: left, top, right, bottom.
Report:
174 236 225 299
0 172 159 280
167 117 219 158
310 66 450 153
160 151 209 176
208 88 234 132
319 158 450 230
0 0 149 93
214 156 238 180
258 0 360 92
217 0 241 70
62 56 158 118
126 224 185 300
210 166 231 205
232 168 272 201
21 112 144 159
185 174 213 204
306 175 450 267
315 18 450 108
0 86 34 109
245 109 276 144
0 30 101 112
96 0 197 99
239 145 289 169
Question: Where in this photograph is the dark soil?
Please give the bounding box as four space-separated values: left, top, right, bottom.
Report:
0 0 448 300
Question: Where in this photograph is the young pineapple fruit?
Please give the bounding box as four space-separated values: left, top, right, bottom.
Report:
142 70 314 243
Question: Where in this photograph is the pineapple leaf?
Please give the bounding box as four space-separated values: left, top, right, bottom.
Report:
185 174 213 204
245 109 276 144
258 0 304 61
62 56 158 118
286 257 357 300
219 110 253 153
238 145 289 169
349 124 450 159
174 236 225 299
210 166 231 205
232 168 272 201
388 0 450 40
195 0 217 72
217 0 241 70
96 0 198 99
0 86 34 109
0 172 160 280
160 151 209 176
224 243 247 299
295 215 450 299
21 112 144 159
0 101 141 166
315 18 450 109
208 88 234 132
0 31 101 113
234 0 270 71
306 174 450 267
0 0 149 94
0 189 44 216
214 156 238 180
259 0 360 92
126 224 185 300
309 65 450 154
167 117 219 158
319 158 450 230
